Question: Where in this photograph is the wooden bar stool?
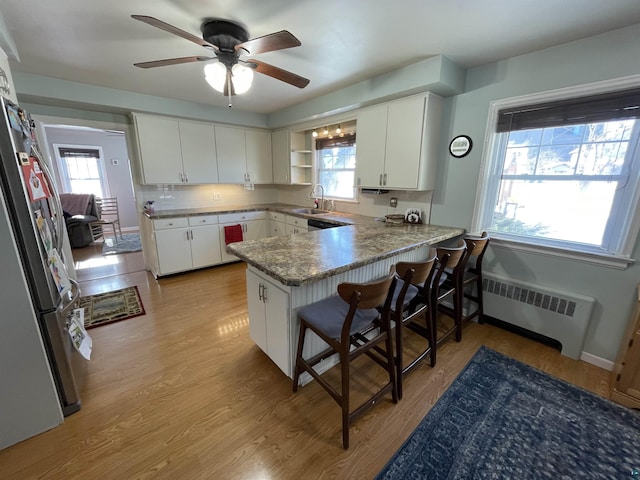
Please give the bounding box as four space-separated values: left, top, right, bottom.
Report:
392 254 438 399
460 232 491 324
437 233 491 342
292 266 405 449
432 241 468 348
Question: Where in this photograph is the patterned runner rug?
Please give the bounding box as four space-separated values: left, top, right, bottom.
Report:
102 233 142 255
376 346 640 479
78 286 145 329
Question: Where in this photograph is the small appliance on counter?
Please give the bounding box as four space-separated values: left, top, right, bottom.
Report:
405 208 422 224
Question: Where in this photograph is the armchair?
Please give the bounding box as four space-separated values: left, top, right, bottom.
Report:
60 193 99 248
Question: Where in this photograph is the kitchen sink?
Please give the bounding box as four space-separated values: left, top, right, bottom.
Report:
290 208 329 215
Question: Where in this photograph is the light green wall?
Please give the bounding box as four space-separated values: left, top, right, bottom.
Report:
12 24 640 362
432 24 640 362
14 73 269 128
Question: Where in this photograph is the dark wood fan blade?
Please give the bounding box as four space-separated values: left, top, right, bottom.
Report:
236 31 301 55
131 15 218 51
134 56 213 69
248 59 310 88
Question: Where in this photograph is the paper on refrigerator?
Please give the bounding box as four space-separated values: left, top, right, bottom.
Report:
68 308 92 360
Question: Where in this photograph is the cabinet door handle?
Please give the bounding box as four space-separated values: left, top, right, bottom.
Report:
258 283 264 301
262 285 267 303
383 173 387 186
379 173 383 186
179 172 184 182
184 172 189 183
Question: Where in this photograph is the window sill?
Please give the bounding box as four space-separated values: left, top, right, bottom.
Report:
489 237 636 270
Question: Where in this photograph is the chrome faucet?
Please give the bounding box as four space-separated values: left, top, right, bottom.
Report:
311 184 325 210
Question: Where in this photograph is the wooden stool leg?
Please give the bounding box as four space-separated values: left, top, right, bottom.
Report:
341 347 350 449
292 321 307 392
395 316 404 400
384 328 398 404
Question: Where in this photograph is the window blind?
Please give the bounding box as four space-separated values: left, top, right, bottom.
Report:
315 134 356 150
496 87 640 132
58 147 100 157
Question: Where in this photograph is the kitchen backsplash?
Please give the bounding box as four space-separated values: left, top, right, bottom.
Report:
137 183 434 223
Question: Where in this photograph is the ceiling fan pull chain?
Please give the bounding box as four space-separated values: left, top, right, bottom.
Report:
227 69 233 107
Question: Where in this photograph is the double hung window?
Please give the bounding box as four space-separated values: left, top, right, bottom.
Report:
473 85 640 267
316 135 357 200
56 146 108 197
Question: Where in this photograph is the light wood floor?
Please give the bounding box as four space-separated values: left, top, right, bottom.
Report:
0 248 613 479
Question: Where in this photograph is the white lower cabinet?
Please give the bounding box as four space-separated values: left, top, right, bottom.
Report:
152 215 221 276
219 211 268 263
268 211 286 237
285 214 308 235
247 268 291 376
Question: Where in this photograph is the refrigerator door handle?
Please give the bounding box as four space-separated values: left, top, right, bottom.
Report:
32 145 65 254
58 278 80 318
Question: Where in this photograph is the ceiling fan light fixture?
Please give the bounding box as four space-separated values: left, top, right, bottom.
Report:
231 63 254 94
204 62 227 93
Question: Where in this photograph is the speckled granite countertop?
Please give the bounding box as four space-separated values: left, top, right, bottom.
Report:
228 222 464 286
143 203 370 227
144 203 463 285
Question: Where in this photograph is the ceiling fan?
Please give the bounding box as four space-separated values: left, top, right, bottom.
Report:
131 15 310 105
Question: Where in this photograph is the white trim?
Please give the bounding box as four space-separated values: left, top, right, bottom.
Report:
53 143 110 198
580 351 615 371
472 74 640 261
490 238 635 270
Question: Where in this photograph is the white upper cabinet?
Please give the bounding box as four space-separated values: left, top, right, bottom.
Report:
178 120 218 184
134 114 182 184
216 125 247 183
133 113 218 185
245 128 273 184
216 125 273 184
355 93 443 190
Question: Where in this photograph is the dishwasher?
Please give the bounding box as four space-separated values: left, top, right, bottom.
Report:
307 219 340 231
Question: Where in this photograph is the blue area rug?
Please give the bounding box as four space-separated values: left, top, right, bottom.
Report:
102 233 142 255
376 346 640 479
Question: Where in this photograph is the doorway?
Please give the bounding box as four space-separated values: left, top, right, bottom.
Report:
33 116 140 280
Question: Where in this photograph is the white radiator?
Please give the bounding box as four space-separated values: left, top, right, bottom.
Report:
482 273 595 360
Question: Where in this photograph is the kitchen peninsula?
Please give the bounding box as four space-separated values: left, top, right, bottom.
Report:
227 217 463 380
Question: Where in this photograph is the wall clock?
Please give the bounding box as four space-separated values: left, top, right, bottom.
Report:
449 135 473 158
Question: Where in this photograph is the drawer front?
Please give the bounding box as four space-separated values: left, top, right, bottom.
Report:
189 214 219 226
219 211 267 223
153 217 189 230
285 215 307 227
269 211 285 222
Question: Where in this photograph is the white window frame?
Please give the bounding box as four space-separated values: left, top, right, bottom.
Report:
53 144 110 197
471 75 640 269
315 137 358 202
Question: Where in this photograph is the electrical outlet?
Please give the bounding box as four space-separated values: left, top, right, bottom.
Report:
213 193 221 200
390 197 398 208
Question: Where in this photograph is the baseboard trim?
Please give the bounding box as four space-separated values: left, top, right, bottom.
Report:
483 315 614 371
580 352 614 371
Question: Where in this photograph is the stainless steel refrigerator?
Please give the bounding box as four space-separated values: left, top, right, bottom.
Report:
0 96 84 420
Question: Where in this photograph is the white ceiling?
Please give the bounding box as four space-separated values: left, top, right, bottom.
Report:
3 1 640 115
